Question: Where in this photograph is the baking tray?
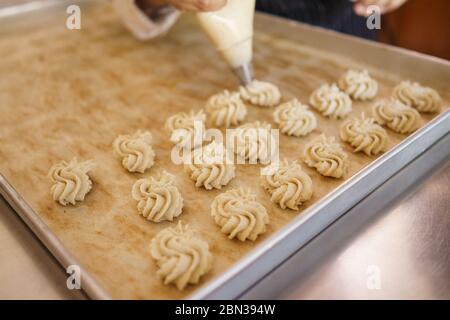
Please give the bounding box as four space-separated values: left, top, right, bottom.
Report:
0 0 449 300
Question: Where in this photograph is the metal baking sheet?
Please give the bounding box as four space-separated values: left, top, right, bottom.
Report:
0 0 449 300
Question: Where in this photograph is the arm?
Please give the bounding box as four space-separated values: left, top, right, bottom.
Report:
353 0 409 16
113 0 227 40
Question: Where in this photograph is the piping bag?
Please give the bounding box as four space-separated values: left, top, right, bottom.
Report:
196 0 255 85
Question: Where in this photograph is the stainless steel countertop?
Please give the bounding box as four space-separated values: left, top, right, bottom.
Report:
0 197 86 299
280 160 450 299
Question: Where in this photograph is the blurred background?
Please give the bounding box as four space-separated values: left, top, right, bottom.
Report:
1 0 449 59
379 0 450 60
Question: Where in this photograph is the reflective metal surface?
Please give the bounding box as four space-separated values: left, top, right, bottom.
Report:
0 197 85 299
233 62 254 85
242 135 450 300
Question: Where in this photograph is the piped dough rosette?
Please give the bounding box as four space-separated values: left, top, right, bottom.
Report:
261 160 313 210
340 114 388 156
150 221 212 290
165 110 206 149
309 84 352 119
132 171 183 223
372 98 421 134
304 135 348 178
273 99 317 137
211 188 269 242
231 121 276 164
338 69 378 101
112 130 155 173
48 158 95 206
184 142 235 190
239 80 281 108
393 81 442 113
205 90 247 127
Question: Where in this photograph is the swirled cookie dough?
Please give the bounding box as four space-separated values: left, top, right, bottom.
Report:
231 121 275 163
304 135 348 178
184 142 235 190
340 114 388 156
205 90 247 127
273 99 317 137
165 110 206 149
48 158 95 206
239 80 281 108
113 130 155 173
150 221 212 290
211 188 269 242
310 84 352 119
338 69 378 101
261 160 313 210
372 98 421 134
132 171 183 223
393 81 442 113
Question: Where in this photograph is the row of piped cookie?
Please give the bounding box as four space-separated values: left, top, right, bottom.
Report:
46 73 443 291
44 80 281 291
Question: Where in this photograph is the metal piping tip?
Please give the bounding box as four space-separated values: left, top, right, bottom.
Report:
233 62 254 86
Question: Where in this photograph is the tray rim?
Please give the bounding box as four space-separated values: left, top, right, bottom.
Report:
1 0 449 300
191 110 450 299
0 174 112 300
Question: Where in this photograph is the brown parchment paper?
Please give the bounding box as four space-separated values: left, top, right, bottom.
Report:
0 3 448 299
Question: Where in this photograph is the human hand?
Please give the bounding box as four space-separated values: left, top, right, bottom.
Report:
139 0 227 12
353 0 408 16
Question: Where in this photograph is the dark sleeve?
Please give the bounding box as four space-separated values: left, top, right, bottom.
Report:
256 0 377 40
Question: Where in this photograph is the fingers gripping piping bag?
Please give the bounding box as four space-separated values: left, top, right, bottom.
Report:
197 0 256 85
